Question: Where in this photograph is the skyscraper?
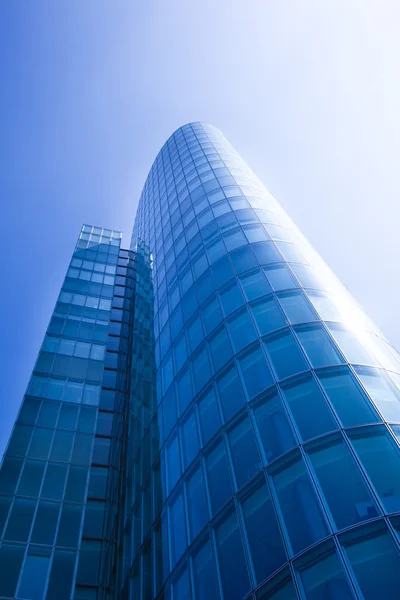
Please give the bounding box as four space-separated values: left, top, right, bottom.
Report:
1 122 400 600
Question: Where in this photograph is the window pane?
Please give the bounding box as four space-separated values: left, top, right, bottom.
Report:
217 365 246 422
270 454 328 554
282 375 338 441
205 440 233 515
198 388 221 446
343 526 400 600
186 466 208 541
83 501 105 538
18 551 50 600
277 291 316 324
209 327 233 372
0 544 25 596
318 367 378 427
242 482 287 584
41 463 68 499
296 547 354 600
5 497 36 542
18 459 46 496
76 540 101 586
228 416 262 488
264 265 297 291
349 428 400 513
57 503 83 547
296 324 343 368
327 324 377 365
192 539 218 600
307 290 342 322
46 550 76 600
219 282 245 316
265 329 308 380
169 491 187 568
239 346 274 400
355 366 400 423
181 410 199 469
228 309 257 353
308 438 379 529
251 296 287 336
240 269 272 301
215 510 250 600
31 500 60 545
253 390 296 462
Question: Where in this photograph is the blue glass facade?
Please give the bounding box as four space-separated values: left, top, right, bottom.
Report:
2 122 400 599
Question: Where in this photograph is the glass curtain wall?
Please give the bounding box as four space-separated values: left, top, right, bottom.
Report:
129 122 400 600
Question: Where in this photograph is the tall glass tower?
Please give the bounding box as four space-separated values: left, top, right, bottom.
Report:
2 122 400 600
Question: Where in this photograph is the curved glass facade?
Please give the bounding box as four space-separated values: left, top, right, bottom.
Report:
130 122 400 600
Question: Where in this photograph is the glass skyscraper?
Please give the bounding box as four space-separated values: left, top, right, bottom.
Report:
2 122 400 600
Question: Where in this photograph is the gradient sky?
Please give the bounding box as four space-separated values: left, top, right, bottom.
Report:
1 0 400 453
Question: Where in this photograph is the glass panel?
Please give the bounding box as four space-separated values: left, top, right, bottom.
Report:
209 327 233 372
343 527 400 600
217 365 246 422
296 548 354 600
253 390 296 462
327 324 377 365
355 366 400 423
18 550 50 600
198 388 221 446
239 345 274 400
282 375 338 441
296 324 343 368
76 540 101 586
228 309 257 353
205 440 233 515
228 416 262 487
265 329 308 380
240 269 272 301
57 503 83 547
349 428 400 513
264 264 298 291
0 544 25 596
242 481 287 584
308 438 379 529
219 281 245 316
41 463 68 499
46 550 76 600
18 459 46 496
166 432 181 494
169 490 187 568
186 466 208 542
83 501 105 538
307 290 342 322
5 497 36 542
318 367 379 427
277 291 317 324
31 500 60 545
251 296 287 335
215 509 250 600
181 410 199 469
191 539 219 600
271 454 328 554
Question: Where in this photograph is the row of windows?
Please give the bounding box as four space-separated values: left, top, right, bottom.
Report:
157 518 400 600
17 398 112 435
42 336 106 361
28 376 101 405
82 224 121 239
58 290 113 310
0 458 108 504
5 424 110 466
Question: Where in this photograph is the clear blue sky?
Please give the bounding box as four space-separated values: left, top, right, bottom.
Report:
1 0 400 453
